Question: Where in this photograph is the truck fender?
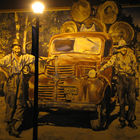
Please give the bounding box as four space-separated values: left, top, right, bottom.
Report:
97 74 112 105
82 75 112 104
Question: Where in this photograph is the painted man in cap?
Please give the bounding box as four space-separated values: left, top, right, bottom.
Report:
98 39 139 129
0 38 35 137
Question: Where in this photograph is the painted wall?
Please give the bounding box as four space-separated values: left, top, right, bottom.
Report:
0 2 140 94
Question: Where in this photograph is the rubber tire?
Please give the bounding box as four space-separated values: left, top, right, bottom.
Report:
90 91 110 131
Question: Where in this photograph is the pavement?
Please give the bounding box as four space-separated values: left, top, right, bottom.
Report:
0 96 140 140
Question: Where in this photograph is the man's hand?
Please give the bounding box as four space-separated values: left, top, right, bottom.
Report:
96 70 100 75
96 67 104 75
39 57 48 61
39 56 55 62
0 67 9 80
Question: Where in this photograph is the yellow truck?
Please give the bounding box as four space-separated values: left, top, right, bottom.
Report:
28 31 114 130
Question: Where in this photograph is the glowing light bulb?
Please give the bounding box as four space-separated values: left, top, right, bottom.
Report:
32 2 44 13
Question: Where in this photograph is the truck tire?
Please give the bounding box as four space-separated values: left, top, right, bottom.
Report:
90 88 110 130
90 104 103 131
90 104 108 130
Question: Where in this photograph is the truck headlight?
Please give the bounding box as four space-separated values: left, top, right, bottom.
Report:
88 69 96 78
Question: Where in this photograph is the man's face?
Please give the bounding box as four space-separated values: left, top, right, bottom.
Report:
12 45 21 56
120 46 127 55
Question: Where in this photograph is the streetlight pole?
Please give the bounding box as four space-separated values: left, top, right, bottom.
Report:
32 2 44 140
33 13 39 140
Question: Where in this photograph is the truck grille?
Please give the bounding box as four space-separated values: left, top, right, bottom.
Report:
58 65 75 76
84 68 93 75
38 80 54 101
57 86 66 101
46 65 75 76
46 65 55 75
38 79 77 102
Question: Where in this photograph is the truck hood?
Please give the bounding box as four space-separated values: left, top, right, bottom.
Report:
56 53 101 65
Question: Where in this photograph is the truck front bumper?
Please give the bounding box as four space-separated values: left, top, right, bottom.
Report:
29 100 97 111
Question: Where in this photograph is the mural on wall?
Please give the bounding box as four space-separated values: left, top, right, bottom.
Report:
0 0 140 138
0 11 71 57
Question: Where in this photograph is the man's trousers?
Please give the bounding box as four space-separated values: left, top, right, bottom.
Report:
117 76 136 121
4 73 26 129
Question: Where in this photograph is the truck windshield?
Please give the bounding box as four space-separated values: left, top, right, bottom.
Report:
51 37 101 54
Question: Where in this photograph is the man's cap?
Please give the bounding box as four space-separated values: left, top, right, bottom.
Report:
117 39 128 49
10 38 21 48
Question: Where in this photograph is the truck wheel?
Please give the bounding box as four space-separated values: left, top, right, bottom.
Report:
90 104 103 131
90 92 110 130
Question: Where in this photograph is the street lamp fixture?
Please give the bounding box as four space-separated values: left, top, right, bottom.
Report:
32 2 44 13
32 2 44 140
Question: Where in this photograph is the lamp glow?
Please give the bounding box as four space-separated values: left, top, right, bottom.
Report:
32 2 44 13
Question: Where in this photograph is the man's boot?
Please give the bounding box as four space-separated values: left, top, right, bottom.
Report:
9 125 19 138
6 119 16 132
118 120 126 129
128 121 138 129
8 120 20 138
